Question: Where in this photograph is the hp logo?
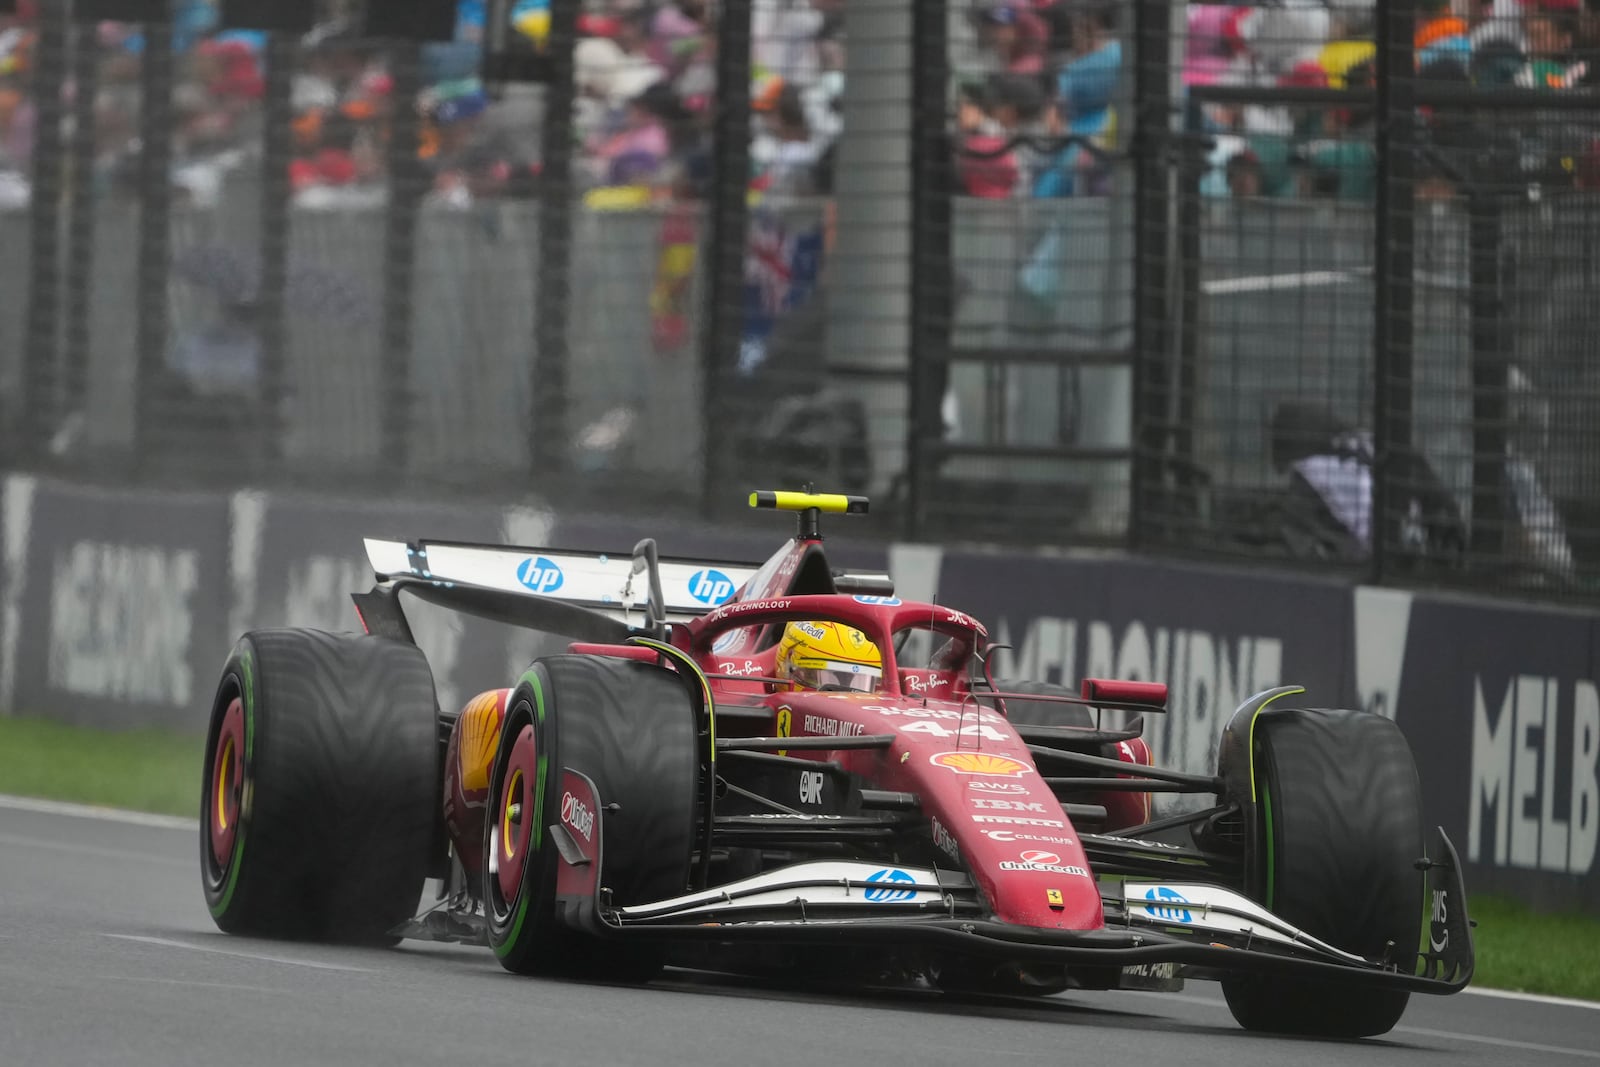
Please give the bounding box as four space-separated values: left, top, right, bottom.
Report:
853 595 902 606
1143 886 1192 923
863 868 917 902
688 569 736 605
516 557 565 594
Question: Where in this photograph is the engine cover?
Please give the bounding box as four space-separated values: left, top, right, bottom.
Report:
443 688 511 896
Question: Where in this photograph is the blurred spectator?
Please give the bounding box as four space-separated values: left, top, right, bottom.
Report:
752 81 826 198
576 7 666 135
975 3 1049 76
649 0 710 77
583 81 681 190
1226 148 1266 196
1056 2 1120 138
1520 0 1585 87
958 134 1022 199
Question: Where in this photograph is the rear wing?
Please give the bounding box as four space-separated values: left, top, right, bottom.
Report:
364 538 761 626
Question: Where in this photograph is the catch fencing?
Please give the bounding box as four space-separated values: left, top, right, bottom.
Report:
5 0 1600 601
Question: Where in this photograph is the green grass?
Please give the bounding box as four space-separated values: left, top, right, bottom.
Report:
0 715 1596 1000
1469 894 1600 1001
0 715 203 818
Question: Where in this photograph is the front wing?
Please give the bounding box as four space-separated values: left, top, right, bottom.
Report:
553 768 1473 994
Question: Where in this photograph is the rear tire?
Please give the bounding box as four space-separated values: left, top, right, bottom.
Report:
1221 708 1423 1037
484 655 698 979
200 629 441 944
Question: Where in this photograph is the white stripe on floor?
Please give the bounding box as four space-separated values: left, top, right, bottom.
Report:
0 793 197 830
1462 985 1600 1011
101 934 374 974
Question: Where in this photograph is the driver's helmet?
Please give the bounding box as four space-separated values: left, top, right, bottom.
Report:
774 620 883 693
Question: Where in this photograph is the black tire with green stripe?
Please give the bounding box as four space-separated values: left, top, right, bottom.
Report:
199 629 441 943
484 654 698 978
1222 707 1424 1037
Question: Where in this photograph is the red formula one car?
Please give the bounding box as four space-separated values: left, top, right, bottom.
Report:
199 491 1474 1038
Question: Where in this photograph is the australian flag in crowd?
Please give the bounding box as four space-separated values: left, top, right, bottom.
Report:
740 209 824 375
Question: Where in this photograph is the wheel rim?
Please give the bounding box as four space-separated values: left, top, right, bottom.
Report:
208 696 245 869
492 723 539 907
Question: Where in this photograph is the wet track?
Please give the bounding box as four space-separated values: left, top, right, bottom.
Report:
2 801 1597 1067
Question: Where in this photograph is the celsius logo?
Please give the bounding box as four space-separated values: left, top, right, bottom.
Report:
863 868 917 902
1143 886 1192 923
853 595 902 606
688 569 736 605
516 557 564 594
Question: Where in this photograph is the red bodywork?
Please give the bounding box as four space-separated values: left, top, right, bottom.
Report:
574 534 1160 935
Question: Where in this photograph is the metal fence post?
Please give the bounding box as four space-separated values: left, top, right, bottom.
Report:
1468 191 1507 564
63 18 100 444
257 31 294 472
23 0 69 459
906 0 950 541
381 40 424 475
1128 0 1174 547
699 0 752 514
530 0 578 476
134 7 175 464
1371 0 1417 583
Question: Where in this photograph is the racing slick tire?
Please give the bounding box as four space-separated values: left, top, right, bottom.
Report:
1221 707 1424 1038
991 679 1094 729
200 629 441 944
484 654 697 980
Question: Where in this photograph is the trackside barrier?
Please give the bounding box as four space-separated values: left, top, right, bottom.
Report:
0 474 1592 915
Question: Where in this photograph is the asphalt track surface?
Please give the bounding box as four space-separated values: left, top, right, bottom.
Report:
2 803 1597 1067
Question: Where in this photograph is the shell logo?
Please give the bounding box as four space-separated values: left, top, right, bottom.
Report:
930 751 1032 778
457 689 510 796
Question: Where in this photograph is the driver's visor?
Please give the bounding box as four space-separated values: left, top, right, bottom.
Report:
791 661 882 693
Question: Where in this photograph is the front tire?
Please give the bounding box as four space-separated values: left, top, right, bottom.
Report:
484 654 698 979
1221 707 1423 1037
200 629 441 943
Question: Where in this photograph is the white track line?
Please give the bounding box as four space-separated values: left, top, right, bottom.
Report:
1131 989 1600 1057
1399 1026 1600 1061
16 795 1598 1017
101 934 375 974
1462 986 1600 1011
0 794 197 830
0 831 190 868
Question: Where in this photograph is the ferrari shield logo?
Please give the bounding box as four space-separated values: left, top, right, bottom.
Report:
1047 888 1064 907
776 707 792 757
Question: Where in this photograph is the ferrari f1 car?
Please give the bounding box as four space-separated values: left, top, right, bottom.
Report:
199 491 1474 1038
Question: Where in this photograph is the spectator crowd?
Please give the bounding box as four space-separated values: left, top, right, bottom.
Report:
952 2 1125 199
0 0 848 211
3 1 1598 211
1183 0 1600 201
